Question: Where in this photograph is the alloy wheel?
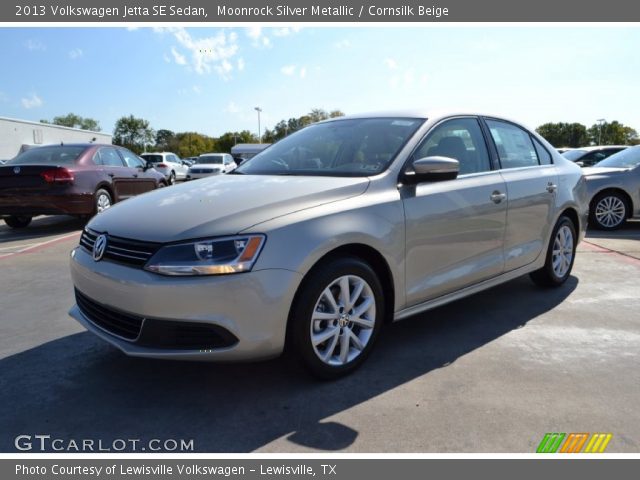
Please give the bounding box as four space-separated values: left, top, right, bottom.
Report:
310 275 376 366
595 196 626 228
551 225 574 279
96 193 111 213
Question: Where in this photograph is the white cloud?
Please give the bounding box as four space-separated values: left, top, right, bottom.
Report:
237 58 245 71
245 26 272 48
171 46 187 65
68 48 83 60
299 67 307 79
384 58 398 70
192 85 202 94
246 27 262 40
281 65 296 76
171 28 239 76
25 39 45 51
225 101 240 114
21 93 43 109
125 26 139 31
273 27 302 37
334 39 351 49
163 53 171 63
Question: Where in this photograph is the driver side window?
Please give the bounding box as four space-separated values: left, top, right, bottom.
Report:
414 118 491 175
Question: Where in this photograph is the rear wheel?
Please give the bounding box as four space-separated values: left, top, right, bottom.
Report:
4 215 32 229
590 191 628 230
289 257 384 379
168 171 176 185
95 189 112 214
530 216 576 287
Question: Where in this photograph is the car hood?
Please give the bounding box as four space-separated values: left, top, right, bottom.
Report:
87 174 370 243
582 167 629 177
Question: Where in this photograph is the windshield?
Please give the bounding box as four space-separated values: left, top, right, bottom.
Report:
197 156 223 164
594 146 640 168
7 146 87 165
562 149 586 161
140 154 163 163
237 117 424 176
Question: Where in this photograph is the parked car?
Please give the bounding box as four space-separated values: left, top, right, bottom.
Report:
69 112 587 378
0 143 166 229
583 145 640 230
562 145 628 167
139 152 189 185
556 147 573 154
231 143 271 165
186 153 237 180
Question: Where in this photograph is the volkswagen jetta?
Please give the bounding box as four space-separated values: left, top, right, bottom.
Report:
69 112 588 378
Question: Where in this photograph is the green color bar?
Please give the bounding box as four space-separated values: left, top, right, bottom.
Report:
537 433 566 453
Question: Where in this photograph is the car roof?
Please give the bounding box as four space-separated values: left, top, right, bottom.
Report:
573 145 628 151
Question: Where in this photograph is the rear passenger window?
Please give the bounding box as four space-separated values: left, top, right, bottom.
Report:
532 137 552 165
99 148 125 167
486 119 539 169
414 117 491 175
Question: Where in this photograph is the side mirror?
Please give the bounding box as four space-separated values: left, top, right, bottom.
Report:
403 156 459 184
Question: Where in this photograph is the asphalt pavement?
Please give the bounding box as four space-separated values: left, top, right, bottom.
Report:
0 215 638 453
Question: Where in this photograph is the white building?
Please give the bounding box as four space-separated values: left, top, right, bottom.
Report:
0 116 112 160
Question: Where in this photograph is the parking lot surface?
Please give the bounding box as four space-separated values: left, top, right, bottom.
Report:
0 216 638 452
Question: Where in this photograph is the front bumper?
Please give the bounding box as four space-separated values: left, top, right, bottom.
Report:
69 246 303 361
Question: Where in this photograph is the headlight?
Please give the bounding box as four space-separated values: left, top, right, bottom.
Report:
144 235 265 276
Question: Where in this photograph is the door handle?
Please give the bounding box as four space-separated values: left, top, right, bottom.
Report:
108 173 114 178
133 174 138 178
490 191 507 204
546 182 557 193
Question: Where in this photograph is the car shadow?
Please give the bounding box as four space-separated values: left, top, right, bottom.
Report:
0 215 85 243
586 218 640 238
0 275 578 453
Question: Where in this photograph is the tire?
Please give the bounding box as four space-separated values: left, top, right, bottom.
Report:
94 188 112 215
530 216 577 288
289 257 385 379
589 191 628 230
168 171 176 185
4 215 32 229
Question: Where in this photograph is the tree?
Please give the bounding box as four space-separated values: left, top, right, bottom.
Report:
587 120 638 145
113 115 154 154
173 132 217 158
155 129 176 151
215 131 257 154
329 109 345 118
536 122 588 147
41 112 102 132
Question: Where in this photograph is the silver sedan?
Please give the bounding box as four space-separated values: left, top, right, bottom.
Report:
69 112 588 378
583 146 640 230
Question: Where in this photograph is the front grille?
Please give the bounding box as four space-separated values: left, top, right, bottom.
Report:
79 229 160 267
75 289 144 340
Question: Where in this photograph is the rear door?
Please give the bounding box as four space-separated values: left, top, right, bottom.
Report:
402 116 508 305
95 147 137 200
118 148 157 194
483 118 559 272
168 154 188 179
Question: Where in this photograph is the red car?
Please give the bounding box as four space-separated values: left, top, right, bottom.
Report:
0 143 167 228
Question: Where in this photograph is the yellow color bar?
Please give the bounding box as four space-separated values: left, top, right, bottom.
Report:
585 433 613 453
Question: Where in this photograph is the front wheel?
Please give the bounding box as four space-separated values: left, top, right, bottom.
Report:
289 257 384 379
590 191 628 230
530 216 577 288
4 215 32 229
168 171 176 185
94 189 112 215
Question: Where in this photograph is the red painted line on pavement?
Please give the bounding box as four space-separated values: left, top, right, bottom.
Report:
581 240 640 267
0 231 80 260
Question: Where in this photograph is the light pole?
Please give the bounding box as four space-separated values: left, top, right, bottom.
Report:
254 107 262 144
597 118 606 145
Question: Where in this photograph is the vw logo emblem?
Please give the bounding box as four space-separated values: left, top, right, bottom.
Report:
93 234 108 261
13 167 20 174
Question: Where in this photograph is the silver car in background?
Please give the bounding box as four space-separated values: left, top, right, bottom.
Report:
140 152 189 185
583 145 640 230
69 112 587 378
186 153 237 180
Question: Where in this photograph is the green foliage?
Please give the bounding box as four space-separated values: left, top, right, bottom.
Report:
536 122 588 147
587 121 638 145
113 115 155 154
41 113 102 132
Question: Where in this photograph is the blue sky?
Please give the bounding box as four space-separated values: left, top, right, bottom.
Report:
0 26 638 137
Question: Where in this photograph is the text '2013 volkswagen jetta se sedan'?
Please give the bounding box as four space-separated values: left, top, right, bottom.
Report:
69 112 588 378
